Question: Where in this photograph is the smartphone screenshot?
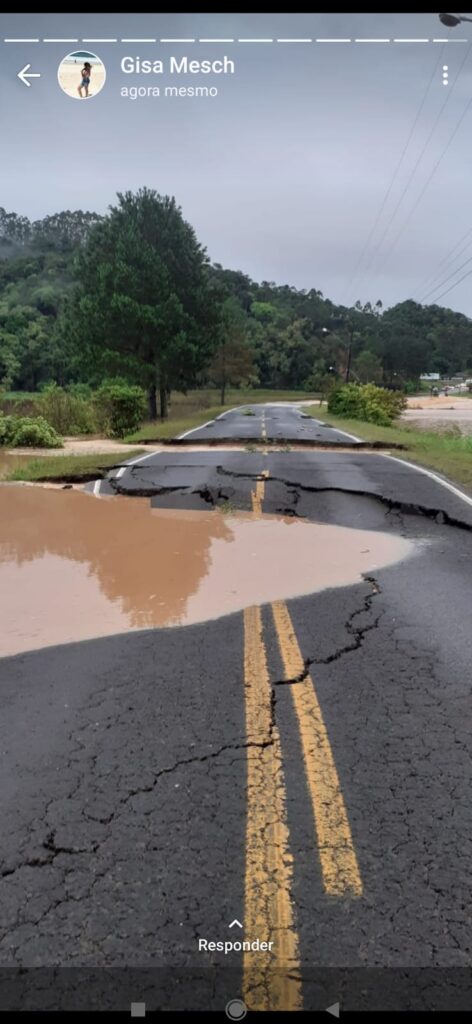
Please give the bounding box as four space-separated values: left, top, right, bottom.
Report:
1 11 472 1019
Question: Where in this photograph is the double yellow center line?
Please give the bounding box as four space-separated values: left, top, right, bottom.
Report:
243 604 301 1011
242 471 362 1010
271 600 363 897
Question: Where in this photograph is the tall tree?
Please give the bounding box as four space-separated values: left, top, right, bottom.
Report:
65 189 220 419
208 298 256 404
354 350 383 384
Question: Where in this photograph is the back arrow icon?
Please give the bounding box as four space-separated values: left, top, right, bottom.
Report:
18 64 41 87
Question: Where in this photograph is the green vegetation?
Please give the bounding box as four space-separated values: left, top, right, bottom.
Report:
6 450 144 483
2 391 37 402
37 383 97 435
94 380 147 438
62 189 220 421
328 382 406 425
303 406 472 491
2 197 472 435
207 297 256 404
126 405 228 442
216 388 316 404
0 208 102 392
0 413 62 448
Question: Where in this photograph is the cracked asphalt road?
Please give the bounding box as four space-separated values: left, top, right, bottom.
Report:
2 403 472 1012
179 401 358 444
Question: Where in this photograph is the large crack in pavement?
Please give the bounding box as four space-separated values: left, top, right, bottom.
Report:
215 467 472 533
108 463 472 532
0 615 288 937
5 460 469 952
132 437 405 450
1 831 101 878
271 575 383 685
0 737 277 886
108 465 233 505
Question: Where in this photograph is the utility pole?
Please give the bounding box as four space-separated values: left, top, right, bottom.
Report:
345 324 354 383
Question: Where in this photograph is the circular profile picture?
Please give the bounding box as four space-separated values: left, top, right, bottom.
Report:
57 50 106 99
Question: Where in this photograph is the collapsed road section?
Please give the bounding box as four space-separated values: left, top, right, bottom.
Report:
93 447 472 531
1 431 472 1011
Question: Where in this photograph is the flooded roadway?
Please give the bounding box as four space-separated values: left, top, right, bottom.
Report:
0 485 413 656
1 426 472 1013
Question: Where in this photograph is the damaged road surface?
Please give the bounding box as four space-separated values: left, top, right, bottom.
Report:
173 401 359 445
1 402 472 1013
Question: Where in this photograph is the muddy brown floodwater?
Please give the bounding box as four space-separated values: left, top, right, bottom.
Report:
0 450 30 479
0 485 416 657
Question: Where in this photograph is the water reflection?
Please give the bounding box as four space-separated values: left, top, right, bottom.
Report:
0 486 414 656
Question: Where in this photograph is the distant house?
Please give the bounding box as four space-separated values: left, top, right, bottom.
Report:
420 373 440 381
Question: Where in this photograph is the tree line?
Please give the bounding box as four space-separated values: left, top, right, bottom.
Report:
1 192 472 420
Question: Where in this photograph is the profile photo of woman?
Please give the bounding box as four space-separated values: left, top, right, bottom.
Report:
78 62 92 97
58 50 106 100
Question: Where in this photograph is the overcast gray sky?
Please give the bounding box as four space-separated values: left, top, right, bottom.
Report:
2 12 472 316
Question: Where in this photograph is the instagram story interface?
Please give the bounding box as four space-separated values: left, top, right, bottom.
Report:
2 11 472 1019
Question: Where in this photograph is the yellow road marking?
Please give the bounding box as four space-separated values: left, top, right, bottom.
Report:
243 605 302 1011
250 470 268 519
243 465 360 1016
251 479 265 519
250 470 270 516
271 600 363 897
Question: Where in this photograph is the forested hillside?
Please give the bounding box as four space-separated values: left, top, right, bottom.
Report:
1 203 472 395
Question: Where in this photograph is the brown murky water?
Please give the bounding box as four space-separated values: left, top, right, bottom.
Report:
0 450 29 479
0 486 415 657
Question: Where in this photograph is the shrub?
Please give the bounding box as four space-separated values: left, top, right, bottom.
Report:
68 382 93 401
0 414 63 448
328 383 406 425
0 413 17 446
94 380 146 438
36 383 97 435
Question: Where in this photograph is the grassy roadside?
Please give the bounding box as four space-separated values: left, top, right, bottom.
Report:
5 450 145 483
2 391 38 401
126 405 230 442
304 406 472 492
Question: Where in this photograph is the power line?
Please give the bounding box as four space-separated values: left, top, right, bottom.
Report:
418 225 472 292
428 264 472 304
418 223 472 283
376 87 472 276
420 253 472 303
356 36 472 289
343 39 448 305
419 240 472 297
